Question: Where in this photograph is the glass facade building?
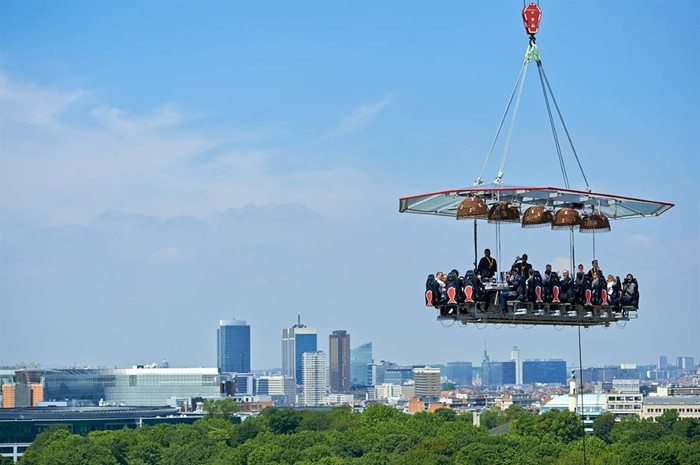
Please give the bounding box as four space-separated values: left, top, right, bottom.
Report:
217 320 251 373
295 331 317 384
482 361 516 387
281 322 318 385
446 361 473 386
522 360 567 385
42 368 222 406
350 342 373 387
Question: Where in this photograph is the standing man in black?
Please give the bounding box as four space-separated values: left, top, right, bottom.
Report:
513 253 532 277
477 248 498 280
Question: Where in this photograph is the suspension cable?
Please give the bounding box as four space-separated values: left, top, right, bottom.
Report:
539 64 591 191
475 44 532 186
536 60 570 189
495 45 533 184
578 326 589 465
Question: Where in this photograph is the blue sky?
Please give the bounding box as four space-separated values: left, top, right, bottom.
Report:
1 1 698 370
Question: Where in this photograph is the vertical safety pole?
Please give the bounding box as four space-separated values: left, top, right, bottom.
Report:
473 219 478 271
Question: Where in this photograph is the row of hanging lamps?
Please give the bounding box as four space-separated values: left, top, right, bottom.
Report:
487 201 520 223
456 196 612 233
456 196 488 220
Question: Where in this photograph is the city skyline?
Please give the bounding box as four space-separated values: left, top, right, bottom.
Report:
1 2 697 369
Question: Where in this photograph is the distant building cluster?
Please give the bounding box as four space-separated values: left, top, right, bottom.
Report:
1 318 698 463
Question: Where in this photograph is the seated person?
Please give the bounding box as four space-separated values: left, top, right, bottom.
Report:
590 270 606 305
425 274 439 306
548 271 561 303
464 269 487 306
606 274 619 306
499 269 524 312
573 271 590 305
559 270 574 303
435 271 447 301
621 273 639 308
526 269 544 303
587 259 604 281
477 248 498 280
445 269 462 304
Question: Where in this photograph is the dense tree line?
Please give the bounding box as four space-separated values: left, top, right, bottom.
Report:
16 403 700 465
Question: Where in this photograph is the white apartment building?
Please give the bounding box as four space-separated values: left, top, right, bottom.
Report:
302 351 327 407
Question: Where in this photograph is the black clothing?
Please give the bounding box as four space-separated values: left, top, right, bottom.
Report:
477 256 498 279
526 271 544 303
514 260 532 277
446 269 462 304
547 272 560 302
425 274 443 306
590 276 606 305
574 275 591 305
621 278 639 308
464 270 486 305
587 267 604 280
559 276 574 303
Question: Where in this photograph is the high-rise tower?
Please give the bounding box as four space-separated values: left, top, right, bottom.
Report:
302 351 327 406
510 346 522 385
329 330 351 393
217 320 250 373
350 342 373 387
281 314 317 385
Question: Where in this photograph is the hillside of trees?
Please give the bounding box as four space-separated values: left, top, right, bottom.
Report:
9 404 700 465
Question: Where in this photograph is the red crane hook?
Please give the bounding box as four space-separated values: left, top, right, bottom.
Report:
522 3 542 36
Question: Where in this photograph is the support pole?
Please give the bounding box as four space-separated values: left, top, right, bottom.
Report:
473 219 478 271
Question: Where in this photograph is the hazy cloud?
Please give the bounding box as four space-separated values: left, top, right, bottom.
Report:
0 73 82 128
0 74 385 225
628 234 653 244
91 104 182 134
334 96 392 135
152 247 192 263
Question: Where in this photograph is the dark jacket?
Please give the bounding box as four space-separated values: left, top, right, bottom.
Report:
560 276 574 303
477 256 498 279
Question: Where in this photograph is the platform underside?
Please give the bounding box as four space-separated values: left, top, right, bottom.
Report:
433 301 637 327
399 185 673 220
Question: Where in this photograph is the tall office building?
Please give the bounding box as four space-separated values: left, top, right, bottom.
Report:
510 346 522 385
522 360 567 385
329 330 351 393
657 355 668 370
350 342 373 387
677 357 695 371
281 315 318 385
446 361 473 386
302 351 327 406
482 361 516 387
413 367 441 401
217 320 251 373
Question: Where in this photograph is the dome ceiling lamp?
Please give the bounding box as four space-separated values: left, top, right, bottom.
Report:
521 205 553 228
551 207 581 231
487 201 521 224
579 211 611 233
456 196 488 220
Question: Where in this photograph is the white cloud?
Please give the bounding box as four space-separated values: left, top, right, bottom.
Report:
0 74 389 225
0 73 82 128
334 95 392 135
91 104 182 134
549 256 572 274
628 234 652 244
152 247 192 262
